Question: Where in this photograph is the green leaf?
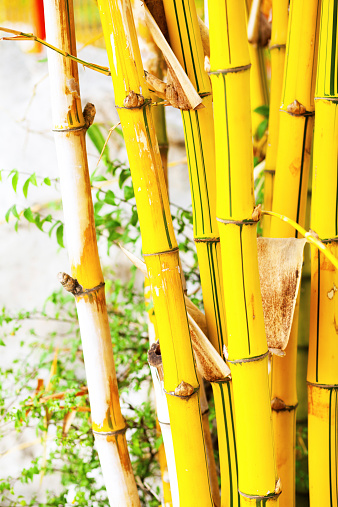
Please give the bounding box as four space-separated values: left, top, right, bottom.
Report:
104 190 116 205
119 169 131 188
130 208 138 226
30 173 38 187
11 205 19 219
43 177 51 186
48 221 59 238
124 185 134 200
56 224 64 248
256 118 268 140
23 208 35 223
12 171 19 192
87 124 109 158
22 178 30 198
254 105 269 117
0 339 5 346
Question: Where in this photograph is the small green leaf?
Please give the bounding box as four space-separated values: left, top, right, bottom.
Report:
23 208 35 223
43 177 51 186
124 185 134 200
38 57 47 63
104 190 116 205
256 118 268 140
56 224 64 248
22 178 30 198
12 172 19 192
254 105 269 117
119 169 131 188
0 339 5 346
30 173 38 187
130 208 138 226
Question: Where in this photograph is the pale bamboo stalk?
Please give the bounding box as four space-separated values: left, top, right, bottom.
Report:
208 1 279 504
268 1 320 504
43 1 140 505
97 0 214 504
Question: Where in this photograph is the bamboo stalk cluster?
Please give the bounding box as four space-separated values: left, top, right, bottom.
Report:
40 0 338 505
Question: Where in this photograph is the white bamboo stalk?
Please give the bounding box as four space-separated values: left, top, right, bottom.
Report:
43 1 140 505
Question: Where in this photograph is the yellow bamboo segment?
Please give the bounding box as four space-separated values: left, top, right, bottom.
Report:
245 0 270 136
307 1 338 503
97 1 213 504
268 2 320 504
208 1 279 505
263 0 288 236
160 1 238 504
42 1 140 505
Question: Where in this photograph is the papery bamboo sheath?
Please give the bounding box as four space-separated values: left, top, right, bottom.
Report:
161 1 238 504
97 0 213 504
308 1 338 502
208 1 278 504
269 1 320 504
43 1 140 505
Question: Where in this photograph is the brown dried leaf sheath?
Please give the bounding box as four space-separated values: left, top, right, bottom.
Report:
257 238 306 350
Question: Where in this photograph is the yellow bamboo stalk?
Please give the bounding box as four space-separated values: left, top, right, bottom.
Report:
263 0 289 236
159 1 238 504
307 1 338 503
208 1 279 504
268 1 320 504
245 0 270 136
97 1 214 504
42 1 140 505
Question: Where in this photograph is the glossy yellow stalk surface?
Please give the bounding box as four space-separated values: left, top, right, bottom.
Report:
43 1 140 505
263 0 288 236
162 1 238 504
97 1 213 504
268 2 320 505
246 0 270 136
209 1 278 504
307 1 338 503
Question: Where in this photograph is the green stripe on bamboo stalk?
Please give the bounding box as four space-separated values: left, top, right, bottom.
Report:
208 1 278 503
161 1 239 504
307 1 338 503
97 0 214 504
43 1 140 505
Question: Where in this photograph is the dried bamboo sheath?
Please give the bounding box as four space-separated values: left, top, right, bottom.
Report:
97 0 213 504
308 1 338 503
43 1 140 505
208 1 278 505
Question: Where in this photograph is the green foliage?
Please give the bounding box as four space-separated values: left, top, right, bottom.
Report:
0 123 200 505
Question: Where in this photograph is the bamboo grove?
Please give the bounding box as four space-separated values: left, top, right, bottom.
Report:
8 0 338 504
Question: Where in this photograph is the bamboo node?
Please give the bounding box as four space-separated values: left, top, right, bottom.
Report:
227 351 269 365
275 478 282 495
147 341 162 367
57 272 83 295
174 381 195 397
83 103 96 129
252 204 262 222
271 397 298 412
123 91 145 109
286 100 307 115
